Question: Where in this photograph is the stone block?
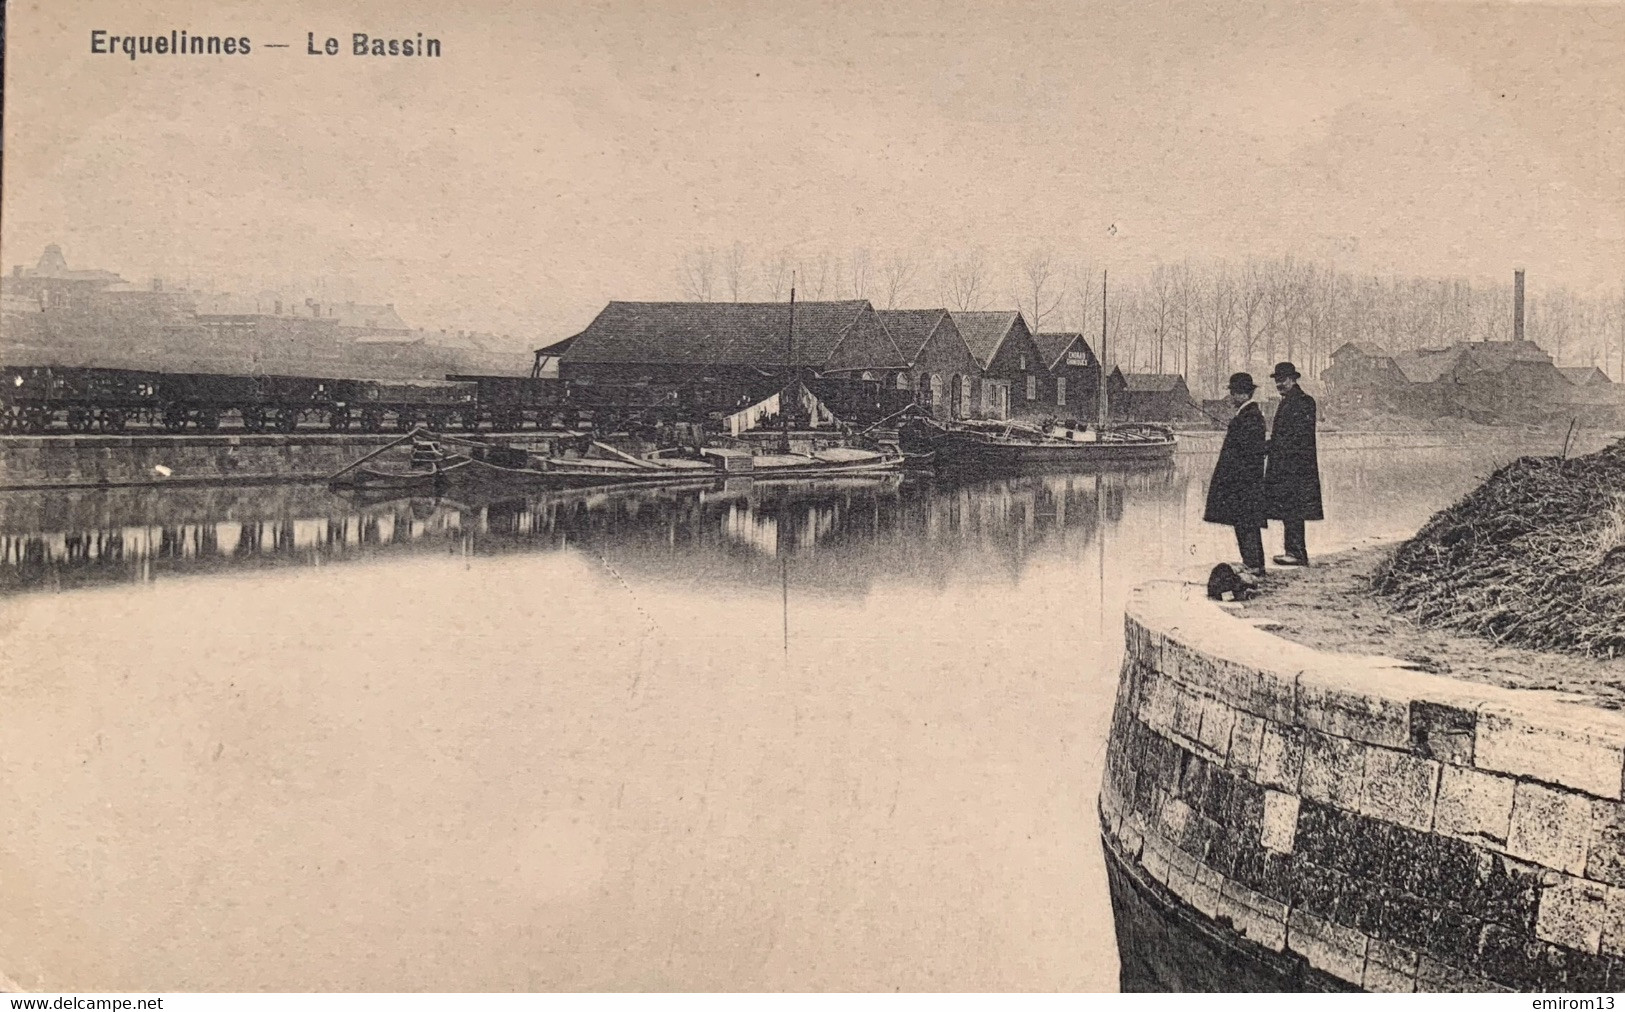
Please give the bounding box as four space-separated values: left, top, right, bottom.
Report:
1196 696 1236 761
1434 764 1516 846
1300 731 1366 810
1159 796 1194 848
1161 635 1208 692
1546 943 1611 991
1429 902 1486 967
1136 672 1178 737
1464 852 1550 936
1260 790 1299 854
1410 700 1477 765
1228 771 1266 826
1417 956 1511 993
1287 908 1370 985
1218 657 1299 726
1256 721 1304 793
1534 877 1612 955
1171 683 1206 746
1228 710 1265 778
1477 704 1625 801
1142 839 1172 886
1363 955 1417 993
1404 832 1481 906
1222 877 1289 952
1477 920 1549 990
1367 938 1419 978
1190 862 1223 918
1601 887 1625 959
1296 667 1411 749
1588 801 1625 888
1359 747 1441 832
1509 781 1594 876
1117 820 1145 861
1222 877 1289 925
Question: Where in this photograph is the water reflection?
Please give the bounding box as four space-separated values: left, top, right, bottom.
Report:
0 464 1180 599
1 432 1618 991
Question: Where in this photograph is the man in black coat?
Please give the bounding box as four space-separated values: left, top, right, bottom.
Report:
1263 361 1323 566
1204 372 1267 575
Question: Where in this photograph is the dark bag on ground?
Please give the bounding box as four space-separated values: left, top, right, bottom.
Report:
1207 562 1256 602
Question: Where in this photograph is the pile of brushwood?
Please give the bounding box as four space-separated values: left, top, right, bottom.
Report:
1373 436 1625 658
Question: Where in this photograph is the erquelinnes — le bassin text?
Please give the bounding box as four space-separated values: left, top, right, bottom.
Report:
89 31 442 60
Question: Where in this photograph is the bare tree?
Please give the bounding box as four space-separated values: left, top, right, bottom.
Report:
941 250 991 311
1069 261 1100 339
1207 261 1238 396
800 252 833 300
762 249 793 302
880 253 918 309
721 242 749 302
846 248 872 300
1174 260 1195 378
1015 250 1064 335
1147 264 1175 372
1236 263 1267 373
679 248 716 302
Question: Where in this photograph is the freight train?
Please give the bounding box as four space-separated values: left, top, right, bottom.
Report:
0 363 897 435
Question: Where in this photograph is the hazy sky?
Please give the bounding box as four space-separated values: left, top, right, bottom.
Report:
3 0 1621 345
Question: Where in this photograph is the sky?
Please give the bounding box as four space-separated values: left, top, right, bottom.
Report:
3 0 1621 347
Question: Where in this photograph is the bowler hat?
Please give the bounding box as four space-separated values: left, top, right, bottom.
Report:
1227 372 1256 395
1271 361 1301 381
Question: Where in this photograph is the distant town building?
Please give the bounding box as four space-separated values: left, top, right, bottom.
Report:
1322 339 1576 423
6 244 125 311
1032 331 1103 422
1106 369 1203 423
330 301 412 339
875 309 979 421
949 311 1051 421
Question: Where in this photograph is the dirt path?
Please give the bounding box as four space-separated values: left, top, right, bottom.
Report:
1232 544 1625 710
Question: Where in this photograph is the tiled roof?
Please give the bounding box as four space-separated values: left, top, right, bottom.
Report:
1331 341 1391 360
1033 332 1097 370
1559 366 1613 387
534 335 578 357
1118 372 1185 393
558 301 907 371
874 309 950 363
1393 341 1552 383
1460 340 1552 373
949 311 1022 369
1393 347 1466 384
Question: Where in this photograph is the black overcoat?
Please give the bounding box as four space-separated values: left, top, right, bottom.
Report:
1204 401 1267 528
1264 386 1324 521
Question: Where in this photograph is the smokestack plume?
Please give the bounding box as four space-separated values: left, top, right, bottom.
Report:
1513 269 1526 343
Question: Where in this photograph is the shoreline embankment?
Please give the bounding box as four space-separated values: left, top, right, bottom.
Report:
1101 578 1625 992
0 432 579 490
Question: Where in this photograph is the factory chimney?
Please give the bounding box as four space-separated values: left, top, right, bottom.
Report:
1513 269 1526 343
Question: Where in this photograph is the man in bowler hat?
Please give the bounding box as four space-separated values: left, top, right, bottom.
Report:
1204 372 1268 575
1263 361 1323 565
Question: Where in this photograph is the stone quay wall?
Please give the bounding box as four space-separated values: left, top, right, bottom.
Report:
0 432 574 490
1100 579 1625 992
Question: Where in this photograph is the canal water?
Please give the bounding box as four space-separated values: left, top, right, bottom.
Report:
0 431 1614 991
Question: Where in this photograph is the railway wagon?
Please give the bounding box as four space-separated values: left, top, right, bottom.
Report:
0 364 480 434
1 365 161 433
445 374 564 431
347 379 478 433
